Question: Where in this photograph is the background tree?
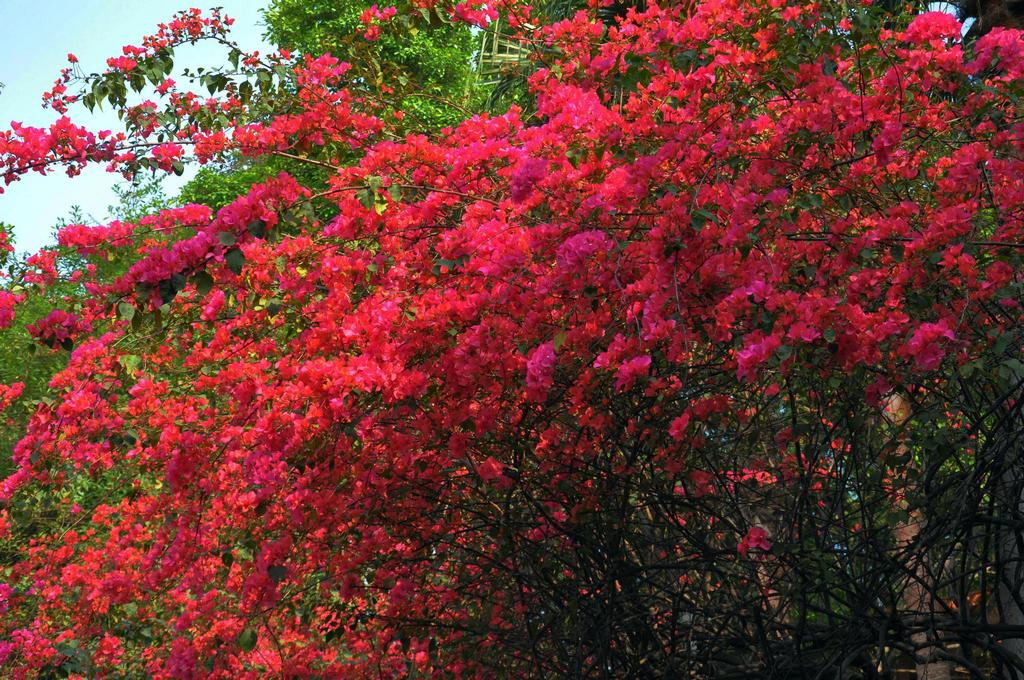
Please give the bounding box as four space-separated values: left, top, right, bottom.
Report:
959 0 1024 34
264 0 480 128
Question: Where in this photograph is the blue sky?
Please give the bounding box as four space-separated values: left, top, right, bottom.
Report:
0 1 270 255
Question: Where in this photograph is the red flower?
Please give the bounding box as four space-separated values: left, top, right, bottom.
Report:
476 457 506 484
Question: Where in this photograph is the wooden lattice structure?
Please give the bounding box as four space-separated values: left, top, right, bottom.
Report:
476 18 533 86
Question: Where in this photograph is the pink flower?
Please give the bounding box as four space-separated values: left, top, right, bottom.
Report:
201 289 226 321
27 310 91 348
359 5 397 41
556 230 613 273
526 342 557 401
687 470 715 498
738 526 772 558
971 27 1024 79
0 582 11 614
872 121 902 165
389 578 414 602
614 355 651 391
150 143 184 171
95 633 124 665
510 157 547 203
105 56 138 72
476 457 506 484
903 11 963 45
0 291 23 329
902 320 955 371
736 333 781 381
668 413 690 440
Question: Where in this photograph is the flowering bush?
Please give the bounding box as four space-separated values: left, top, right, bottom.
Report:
0 1 1023 677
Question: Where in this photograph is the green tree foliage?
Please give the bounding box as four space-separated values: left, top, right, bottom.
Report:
178 159 333 213
264 0 481 129
176 0 481 220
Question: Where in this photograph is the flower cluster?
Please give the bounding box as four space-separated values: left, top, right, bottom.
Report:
26 309 92 349
358 5 398 41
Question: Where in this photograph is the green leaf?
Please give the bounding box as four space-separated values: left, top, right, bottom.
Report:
552 331 567 352
117 301 136 321
171 272 187 293
246 219 267 239
158 278 179 305
267 565 288 583
1003 358 1024 381
225 248 245 275
218 231 237 246
193 271 214 296
237 628 257 651
691 209 715 231
119 354 142 374
356 188 375 211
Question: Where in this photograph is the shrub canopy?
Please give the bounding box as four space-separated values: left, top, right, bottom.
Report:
2 1 1024 677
